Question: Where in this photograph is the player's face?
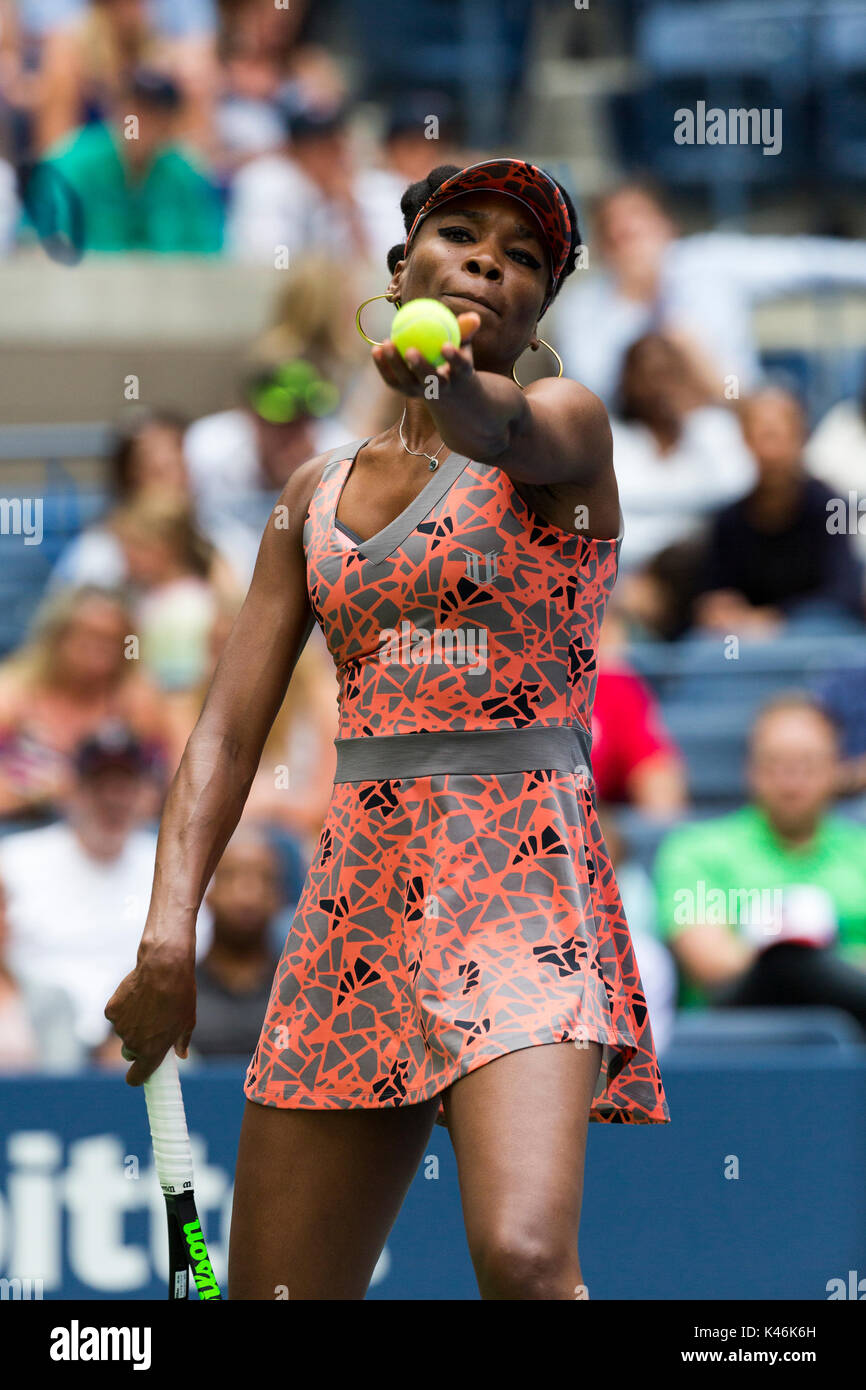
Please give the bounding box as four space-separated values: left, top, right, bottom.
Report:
395 191 551 371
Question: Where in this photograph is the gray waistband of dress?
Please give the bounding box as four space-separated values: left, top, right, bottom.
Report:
333 724 593 783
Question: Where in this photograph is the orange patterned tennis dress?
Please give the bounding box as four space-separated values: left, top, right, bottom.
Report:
245 438 670 1127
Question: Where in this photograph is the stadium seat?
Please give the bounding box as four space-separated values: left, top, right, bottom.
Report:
757 346 866 431
815 1 866 181
349 0 536 145
0 420 114 656
626 635 866 807
656 703 749 806
668 1005 866 1048
0 489 109 654
636 0 813 78
612 1 815 211
613 806 686 873
0 423 114 461
629 634 866 704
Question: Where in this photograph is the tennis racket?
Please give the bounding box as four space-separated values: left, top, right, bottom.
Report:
143 1050 223 1301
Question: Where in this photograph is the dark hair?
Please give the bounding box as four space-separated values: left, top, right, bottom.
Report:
615 333 687 423
128 67 183 111
386 164 583 310
108 409 189 501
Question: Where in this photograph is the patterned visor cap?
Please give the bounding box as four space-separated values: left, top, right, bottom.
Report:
403 158 573 316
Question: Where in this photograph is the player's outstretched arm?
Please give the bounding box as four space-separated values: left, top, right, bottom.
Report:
105 453 331 1085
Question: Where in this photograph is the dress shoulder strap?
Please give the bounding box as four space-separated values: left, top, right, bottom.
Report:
319 437 373 484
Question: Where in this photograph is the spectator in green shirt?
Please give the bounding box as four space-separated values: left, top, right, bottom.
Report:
41 67 223 255
654 693 866 1030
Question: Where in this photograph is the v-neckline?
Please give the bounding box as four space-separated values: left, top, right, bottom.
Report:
330 436 473 565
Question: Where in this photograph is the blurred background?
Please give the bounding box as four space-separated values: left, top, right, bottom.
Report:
1 0 865 1300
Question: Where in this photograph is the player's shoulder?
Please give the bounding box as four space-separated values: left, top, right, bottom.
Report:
525 373 612 448
526 372 607 413
276 441 360 516
289 443 346 488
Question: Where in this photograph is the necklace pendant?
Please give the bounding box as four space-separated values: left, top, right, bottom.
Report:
428 458 439 471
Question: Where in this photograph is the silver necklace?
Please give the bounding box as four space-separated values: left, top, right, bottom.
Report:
398 407 445 471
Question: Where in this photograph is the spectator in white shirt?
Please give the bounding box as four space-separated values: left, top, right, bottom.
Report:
226 98 405 269
0 723 163 1056
0 876 84 1072
554 180 866 406
611 333 756 573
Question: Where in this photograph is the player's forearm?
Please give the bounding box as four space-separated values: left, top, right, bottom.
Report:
425 369 527 462
141 725 258 958
422 364 610 487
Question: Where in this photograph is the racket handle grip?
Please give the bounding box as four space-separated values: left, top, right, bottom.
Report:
143 1050 194 1196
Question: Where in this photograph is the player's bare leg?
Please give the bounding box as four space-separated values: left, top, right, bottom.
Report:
228 1095 439 1299
442 1041 603 1300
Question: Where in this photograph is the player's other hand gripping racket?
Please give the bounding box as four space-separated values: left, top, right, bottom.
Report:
143 1051 222 1301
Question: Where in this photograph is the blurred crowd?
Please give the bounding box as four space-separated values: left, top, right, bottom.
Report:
0 0 464 261
1 0 866 1073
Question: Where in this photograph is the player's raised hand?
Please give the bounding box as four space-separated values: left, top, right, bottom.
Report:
372 310 481 397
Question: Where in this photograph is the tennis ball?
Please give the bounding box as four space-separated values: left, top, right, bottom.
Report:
389 298 462 367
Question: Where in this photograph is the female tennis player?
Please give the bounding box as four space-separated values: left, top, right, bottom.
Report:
106 157 670 1301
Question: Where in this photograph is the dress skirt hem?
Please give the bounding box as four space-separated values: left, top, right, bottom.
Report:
244 1027 668 1128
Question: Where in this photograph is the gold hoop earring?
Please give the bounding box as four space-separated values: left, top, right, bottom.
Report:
512 337 563 389
355 292 401 346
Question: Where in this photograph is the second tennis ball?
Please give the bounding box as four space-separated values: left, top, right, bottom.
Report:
389 298 462 367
